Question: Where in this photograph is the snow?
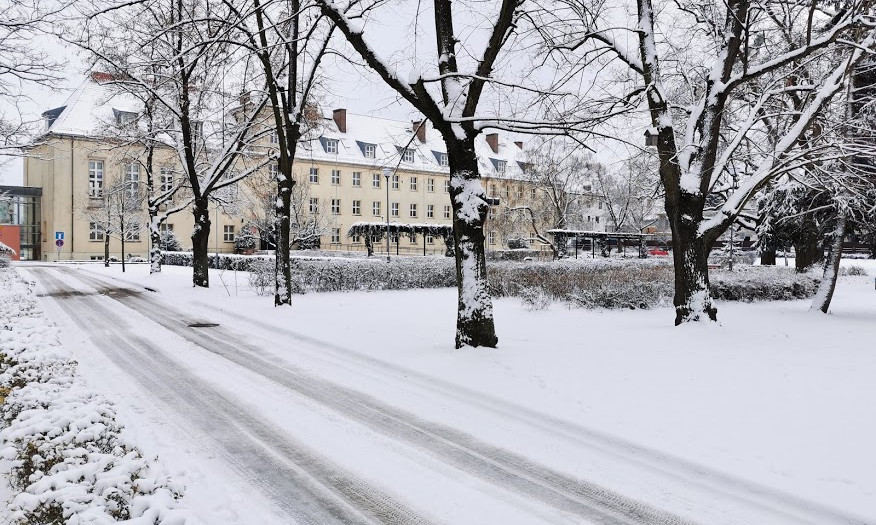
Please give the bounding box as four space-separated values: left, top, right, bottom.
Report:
0 241 15 255
17 261 876 524
449 172 485 223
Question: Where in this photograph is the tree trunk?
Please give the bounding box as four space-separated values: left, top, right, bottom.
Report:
104 234 110 267
794 236 822 273
671 230 717 325
811 214 847 314
191 198 211 287
364 235 373 256
447 139 498 348
149 216 162 274
760 248 776 265
275 175 293 306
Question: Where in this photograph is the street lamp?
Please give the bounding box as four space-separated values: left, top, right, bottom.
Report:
383 168 391 262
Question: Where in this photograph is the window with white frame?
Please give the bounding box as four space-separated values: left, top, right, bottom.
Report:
444 179 450 193
88 160 104 197
496 160 506 174
426 235 434 244
516 186 523 199
125 230 140 242
488 208 495 220
402 148 415 163
159 223 174 233
443 205 451 219
352 172 361 187
223 225 235 242
269 163 279 179
331 228 340 243
372 201 381 216
124 162 140 198
392 174 399 190
372 173 381 188
364 143 376 158
116 110 137 127
331 169 341 185
409 203 417 217
89 222 104 241
427 204 434 218
391 202 399 217
438 153 448 167
488 231 496 245
427 178 435 192
410 176 418 191
309 167 319 183
309 197 318 214
325 138 338 154
160 167 174 192
352 234 361 243
331 198 340 215
269 130 279 144
531 187 537 198
598 201 603 209
352 200 361 215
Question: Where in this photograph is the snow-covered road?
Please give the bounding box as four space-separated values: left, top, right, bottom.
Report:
22 264 875 524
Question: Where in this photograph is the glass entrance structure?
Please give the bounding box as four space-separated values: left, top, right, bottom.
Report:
0 185 41 261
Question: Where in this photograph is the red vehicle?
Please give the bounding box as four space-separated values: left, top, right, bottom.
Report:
649 247 669 256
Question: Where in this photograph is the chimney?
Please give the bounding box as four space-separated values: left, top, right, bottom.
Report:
333 108 347 133
514 140 523 149
412 120 427 142
486 133 499 154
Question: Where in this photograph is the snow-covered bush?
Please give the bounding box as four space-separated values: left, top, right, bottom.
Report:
709 266 819 302
842 265 868 276
0 269 187 524
160 230 182 252
247 258 275 296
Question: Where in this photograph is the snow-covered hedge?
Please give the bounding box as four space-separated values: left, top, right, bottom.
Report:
163 252 820 307
0 269 187 524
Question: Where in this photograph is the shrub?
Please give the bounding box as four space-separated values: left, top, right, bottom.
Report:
160 229 182 252
842 265 868 276
248 258 275 296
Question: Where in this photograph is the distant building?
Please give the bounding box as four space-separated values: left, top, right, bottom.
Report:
18 73 602 260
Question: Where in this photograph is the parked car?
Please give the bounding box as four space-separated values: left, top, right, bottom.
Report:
649 247 670 256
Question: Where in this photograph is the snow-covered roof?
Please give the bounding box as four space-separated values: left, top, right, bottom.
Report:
42 73 143 138
0 240 16 254
296 110 529 179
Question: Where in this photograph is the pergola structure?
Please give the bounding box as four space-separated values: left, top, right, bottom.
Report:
546 229 652 258
347 222 455 257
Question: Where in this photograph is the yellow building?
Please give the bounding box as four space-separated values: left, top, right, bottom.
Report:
20 73 603 261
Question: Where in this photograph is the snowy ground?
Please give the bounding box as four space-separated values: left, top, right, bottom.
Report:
14 260 876 524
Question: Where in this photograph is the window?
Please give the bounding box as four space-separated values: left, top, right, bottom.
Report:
331 169 341 185
352 234 361 243
595 216 600 223
160 167 174 192
598 201 603 210
269 163 279 179
516 186 523 199
325 138 338 154
444 180 450 193
269 130 279 144
531 187 537 198
352 200 361 215
352 172 361 187
443 205 451 219
488 208 495 220
438 153 448 167
427 178 435 192
116 110 137 127
331 198 340 215
392 174 399 190
391 202 399 217
331 228 340 243
504 186 510 198
124 162 140 198
372 201 381 216
89 222 104 241
426 235 434 244
402 148 415 163
88 160 104 197
427 204 434 218
489 231 496 245
372 173 381 188
409 203 417 218
125 230 140 242
223 225 235 242
364 143 376 158
159 223 174 233
309 167 319 183
309 197 318 214
496 160 507 174
410 176 418 191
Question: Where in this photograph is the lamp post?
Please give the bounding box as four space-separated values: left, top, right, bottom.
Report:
383 168 391 262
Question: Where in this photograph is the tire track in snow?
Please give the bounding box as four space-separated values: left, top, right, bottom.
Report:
33 268 434 525
65 269 698 525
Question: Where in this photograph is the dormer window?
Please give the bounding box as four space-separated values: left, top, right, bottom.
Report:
402 148 415 163
439 153 448 166
364 143 376 158
114 109 138 127
496 160 506 174
325 138 338 154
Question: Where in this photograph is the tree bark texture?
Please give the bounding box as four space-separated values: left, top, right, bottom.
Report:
448 139 498 348
274 175 293 306
794 235 823 273
811 214 847 314
191 198 211 287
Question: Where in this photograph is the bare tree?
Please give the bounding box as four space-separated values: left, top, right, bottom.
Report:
221 0 335 305
78 177 146 270
595 152 660 234
554 0 876 324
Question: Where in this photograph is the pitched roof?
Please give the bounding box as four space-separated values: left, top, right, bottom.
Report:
42 73 142 138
